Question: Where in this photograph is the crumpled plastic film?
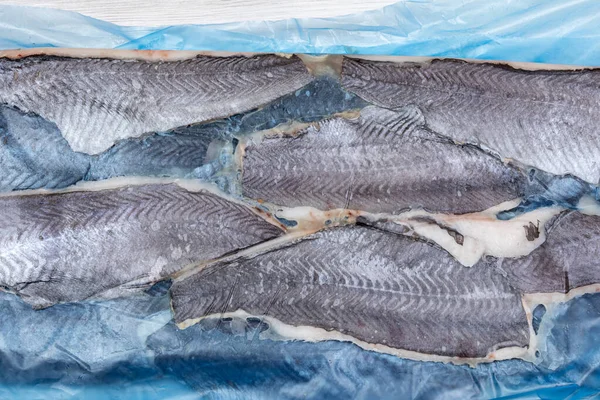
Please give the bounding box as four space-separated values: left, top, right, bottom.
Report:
1 283 600 399
1 1 600 65
1 2 600 399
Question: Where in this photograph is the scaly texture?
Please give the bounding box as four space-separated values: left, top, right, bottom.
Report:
172 226 528 358
342 58 600 183
242 106 526 214
0 184 282 308
87 76 366 183
494 212 600 293
0 106 90 191
87 133 228 182
0 55 313 154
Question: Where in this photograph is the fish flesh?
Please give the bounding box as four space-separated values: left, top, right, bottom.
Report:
0 54 313 154
342 58 600 184
171 225 529 358
493 211 600 293
242 105 527 214
0 106 89 191
0 181 283 308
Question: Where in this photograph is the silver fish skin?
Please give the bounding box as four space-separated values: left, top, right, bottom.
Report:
494 212 600 293
242 105 526 214
172 225 528 358
342 58 600 184
0 55 313 154
0 183 283 308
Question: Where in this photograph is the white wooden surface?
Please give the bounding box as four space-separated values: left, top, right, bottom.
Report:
0 0 397 26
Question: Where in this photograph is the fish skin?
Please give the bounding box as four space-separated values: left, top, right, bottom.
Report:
0 77 364 193
242 105 527 214
341 58 600 184
87 77 366 184
0 183 283 308
0 55 313 154
130 76 367 141
172 225 529 358
87 133 228 182
494 212 600 293
0 106 90 191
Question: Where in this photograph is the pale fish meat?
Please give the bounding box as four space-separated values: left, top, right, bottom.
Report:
171 225 529 358
0 182 283 308
342 58 600 184
242 105 527 214
0 55 313 154
493 211 600 293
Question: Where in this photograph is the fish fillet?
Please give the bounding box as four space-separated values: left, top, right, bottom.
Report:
0 55 313 154
0 77 366 192
242 105 527 214
342 58 600 183
172 225 529 358
494 212 600 293
87 76 366 184
0 182 283 308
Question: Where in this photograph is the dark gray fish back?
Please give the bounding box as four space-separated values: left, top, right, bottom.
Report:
0 184 283 308
172 225 529 358
494 212 600 293
242 105 526 213
341 58 600 183
0 55 314 154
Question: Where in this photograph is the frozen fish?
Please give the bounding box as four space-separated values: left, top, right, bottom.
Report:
172 225 528 358
494 211 600 293
0 181 283 308
242 106 527 214
0 54 313 154
342 58 600 183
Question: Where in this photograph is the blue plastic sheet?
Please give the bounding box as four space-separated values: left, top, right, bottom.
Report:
2 0 600 65
1 286 600 399
1 2 600 399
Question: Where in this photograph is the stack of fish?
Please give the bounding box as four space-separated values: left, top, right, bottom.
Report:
0 52 598 364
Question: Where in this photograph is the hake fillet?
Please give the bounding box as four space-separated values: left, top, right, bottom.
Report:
172 225 529 358
0 182 283 308
342 58 600 183
242 106 527 214
494 212 600 293
0 54 313 154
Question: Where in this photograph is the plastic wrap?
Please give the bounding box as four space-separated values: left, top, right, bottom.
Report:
1 284 600 399
1 2 600 399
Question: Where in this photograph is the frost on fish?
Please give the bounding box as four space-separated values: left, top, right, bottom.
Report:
0 76 367 193
0 183 283 308
87 132 230 183
342 58 600 184
493 212 600 293
172 225 529 358
0 55 313 154
242 105 527 214
0 106 90 191
87 76 366 185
